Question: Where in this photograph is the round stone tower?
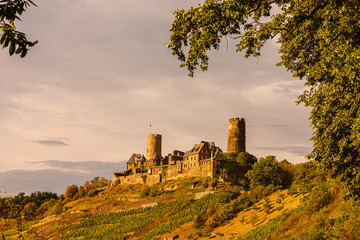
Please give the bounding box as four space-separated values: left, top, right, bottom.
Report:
146 134 162 160
227 118 246 153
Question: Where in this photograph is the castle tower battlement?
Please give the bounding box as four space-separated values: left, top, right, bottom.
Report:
147 134 162 160
227 117 246 153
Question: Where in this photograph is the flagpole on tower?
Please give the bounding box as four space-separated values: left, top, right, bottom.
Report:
149 123 152 134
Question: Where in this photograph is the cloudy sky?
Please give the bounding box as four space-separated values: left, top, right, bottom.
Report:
0 0 313 196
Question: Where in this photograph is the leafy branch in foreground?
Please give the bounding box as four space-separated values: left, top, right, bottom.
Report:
168 0 360 198
0 0 38 57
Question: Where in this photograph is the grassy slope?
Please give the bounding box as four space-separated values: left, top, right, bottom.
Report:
203 190 303 239
160 189 304 240
4 177 357 240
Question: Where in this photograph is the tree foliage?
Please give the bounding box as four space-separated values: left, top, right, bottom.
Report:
169 0 360 198
64 185 78 200
0 0 38 57
21 202 36 221
0 191 58 220
221 152 257 187
83 180 90 193
90 176 108 189
237 152 257 167
246 155 288 189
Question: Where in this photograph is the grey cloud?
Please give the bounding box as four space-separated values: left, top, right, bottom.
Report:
253 146 312 157
32 160 126 174
0 161 127 196
33 138 69 146
272 82 304 98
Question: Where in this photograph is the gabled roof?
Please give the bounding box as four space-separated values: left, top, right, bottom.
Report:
183 142 205 157
213 147 223 160
198 147 223 162
127 153 146 163
183 141 222 158
149 152 161 161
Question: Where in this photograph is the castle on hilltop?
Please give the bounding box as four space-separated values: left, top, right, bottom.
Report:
113 118 246 185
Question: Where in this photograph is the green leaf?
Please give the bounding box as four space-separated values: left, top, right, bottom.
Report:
9 40 15 55
3 37 9 47
20 48 27 58
0 35 5 45
28 39 38 47
15 46 22 54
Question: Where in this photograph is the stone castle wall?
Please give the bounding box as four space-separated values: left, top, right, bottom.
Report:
167 161 214 178
113 173 162 185
227 118 246 153
113 161 215 186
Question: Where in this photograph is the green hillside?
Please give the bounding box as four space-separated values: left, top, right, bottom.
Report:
1 160 360 240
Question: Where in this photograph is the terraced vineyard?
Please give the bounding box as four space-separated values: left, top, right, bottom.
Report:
2 168 360 240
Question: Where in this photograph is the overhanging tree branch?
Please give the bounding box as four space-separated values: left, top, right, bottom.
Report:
0 0 38 57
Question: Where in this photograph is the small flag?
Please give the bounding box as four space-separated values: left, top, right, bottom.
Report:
150 123 152 127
